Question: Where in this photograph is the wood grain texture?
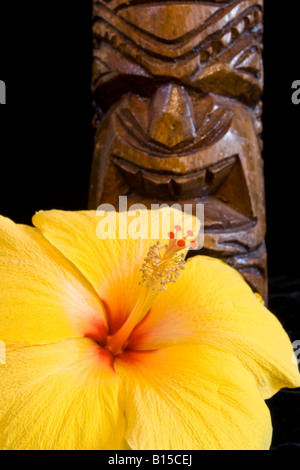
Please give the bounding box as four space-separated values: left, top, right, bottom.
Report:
89 0 267 299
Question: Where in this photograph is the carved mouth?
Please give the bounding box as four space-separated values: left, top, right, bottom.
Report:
112 154 235 199
111 154 256 232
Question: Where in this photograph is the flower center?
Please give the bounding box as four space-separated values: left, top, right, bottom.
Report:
106 227 197 355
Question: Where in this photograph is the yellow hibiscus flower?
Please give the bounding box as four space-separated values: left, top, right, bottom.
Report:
0 208 299 450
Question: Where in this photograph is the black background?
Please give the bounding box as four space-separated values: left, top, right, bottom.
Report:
0 1 299 450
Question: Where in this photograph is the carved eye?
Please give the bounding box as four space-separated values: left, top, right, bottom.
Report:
93 73 161 111
92 1 263 107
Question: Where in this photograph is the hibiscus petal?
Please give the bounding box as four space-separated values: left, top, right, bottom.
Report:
115 345 272 450
0 215 108 345
0 339 126 450
33 209 199 334
128 256 300 399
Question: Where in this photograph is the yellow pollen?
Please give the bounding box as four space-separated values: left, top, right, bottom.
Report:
140 241 186 291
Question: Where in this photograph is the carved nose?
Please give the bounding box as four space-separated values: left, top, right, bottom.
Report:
148 84 197 148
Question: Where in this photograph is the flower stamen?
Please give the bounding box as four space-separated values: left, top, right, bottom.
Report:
140 229 197 291
140 240 185 292
106 229 197 355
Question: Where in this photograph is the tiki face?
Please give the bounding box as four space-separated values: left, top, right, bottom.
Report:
90 0 267 297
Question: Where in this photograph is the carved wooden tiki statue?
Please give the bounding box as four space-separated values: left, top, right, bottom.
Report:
89 0 267 299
